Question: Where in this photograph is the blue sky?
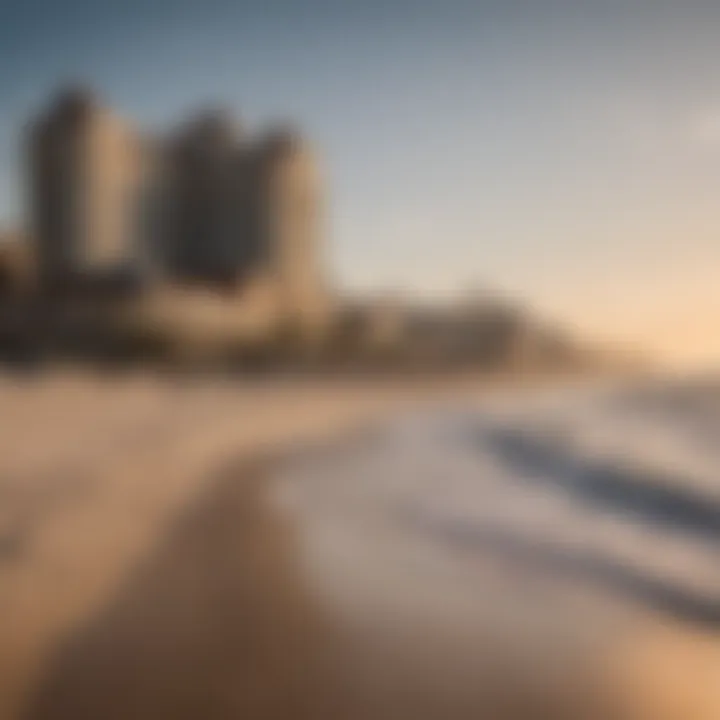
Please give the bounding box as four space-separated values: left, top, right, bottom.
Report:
3 1 720 364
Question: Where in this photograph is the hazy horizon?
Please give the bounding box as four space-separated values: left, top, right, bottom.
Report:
2 1 720 367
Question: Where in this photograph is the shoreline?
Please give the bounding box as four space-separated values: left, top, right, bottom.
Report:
1 373 718 719
0 372 515 719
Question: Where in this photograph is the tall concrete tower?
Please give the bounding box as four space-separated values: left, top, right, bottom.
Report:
163 109 247 284
251 128 329 337
28 88 146 292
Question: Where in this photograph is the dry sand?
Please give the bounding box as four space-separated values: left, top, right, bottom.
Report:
0 371 501 719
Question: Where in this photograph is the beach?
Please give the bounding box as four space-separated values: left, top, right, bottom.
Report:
1 372 719 719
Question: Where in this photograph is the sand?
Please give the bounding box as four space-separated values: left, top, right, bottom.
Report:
0 371 497 719
0 372 718 719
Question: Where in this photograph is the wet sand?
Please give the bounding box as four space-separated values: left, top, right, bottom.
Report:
17 444 720 720
23 463 333 719
17 455 603 720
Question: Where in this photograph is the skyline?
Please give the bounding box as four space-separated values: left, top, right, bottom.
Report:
3 2 720 365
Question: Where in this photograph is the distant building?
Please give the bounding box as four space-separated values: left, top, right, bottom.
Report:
161 109 246 284
26 87 330 339
15 87 596 370
249 128 329 336
28 88 148 293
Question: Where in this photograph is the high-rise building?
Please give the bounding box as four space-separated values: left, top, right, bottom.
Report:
250 128 329 335
28 88 147 292
26 87 330 339
160 115 330 334
161 109 247 284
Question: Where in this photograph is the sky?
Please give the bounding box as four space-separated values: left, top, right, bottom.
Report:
2 1 720 366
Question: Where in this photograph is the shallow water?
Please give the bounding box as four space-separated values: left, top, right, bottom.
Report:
274 379 720 719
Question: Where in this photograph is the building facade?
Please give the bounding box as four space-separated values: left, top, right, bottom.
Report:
249 128 328 335
28 88 147 293
27 89 330 337
160 109 247 284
